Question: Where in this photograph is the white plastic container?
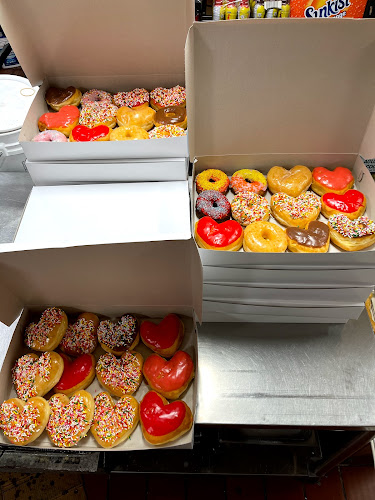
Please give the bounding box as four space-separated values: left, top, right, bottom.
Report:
0 75 38 171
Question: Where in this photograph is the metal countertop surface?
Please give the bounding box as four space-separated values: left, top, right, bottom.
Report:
0 171 375 429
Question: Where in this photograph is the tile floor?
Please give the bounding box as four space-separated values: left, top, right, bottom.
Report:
0 449 373 500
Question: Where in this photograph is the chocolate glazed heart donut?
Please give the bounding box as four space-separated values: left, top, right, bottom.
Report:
97 314 139 355
286 221 330 253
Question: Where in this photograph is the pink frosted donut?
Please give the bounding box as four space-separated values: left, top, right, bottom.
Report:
32 130 68 142
81 89 113 107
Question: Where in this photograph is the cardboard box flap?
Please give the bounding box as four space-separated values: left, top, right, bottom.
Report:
0 0 194 87
0 239 202 327
186 19 375 160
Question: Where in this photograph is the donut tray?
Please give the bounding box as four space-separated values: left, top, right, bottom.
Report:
192 170 373 255
0 307 197 452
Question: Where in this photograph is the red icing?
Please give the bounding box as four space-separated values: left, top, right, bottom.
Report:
313 167 353 191
322 190 364 214
140 391 186 436
143 351 193 392
55 353 94 391
196 216 243 248
71 125 109 142
141 314 181 350
39 106 80 128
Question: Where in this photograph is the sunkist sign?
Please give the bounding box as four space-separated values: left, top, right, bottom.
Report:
290 0 367 17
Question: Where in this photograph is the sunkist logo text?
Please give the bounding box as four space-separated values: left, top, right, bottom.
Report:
305 0 350 17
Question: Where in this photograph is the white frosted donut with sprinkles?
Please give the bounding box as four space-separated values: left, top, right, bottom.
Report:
81 89 113 107
149 125 186 139
113 88 149 109
328 214 375 251
96 351 143 398
79 101 118 128
231 192 270 227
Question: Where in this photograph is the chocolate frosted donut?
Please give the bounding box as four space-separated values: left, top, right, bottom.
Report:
196 190 231 222
154 106 187 129
45 86 82 111
97 314 139 355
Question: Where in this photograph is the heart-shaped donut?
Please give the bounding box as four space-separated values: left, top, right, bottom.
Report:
312 167 354 196
271 191 321 228
12 351 64 401
328 215 375 251
150 86 186 111
143 351 194 399
54 353 95 396
321 190 366 221
91 392 139 448
286 221 330 253
60 313 99 357
116 106 156 131
140 314 184 358
45 86 82 111
47 390 94 448
70 124 110 142
267 165 312 197
0 397 50 445
96 351 143 397
25 308 68 352
97 314 139 356
38 105 80 137
113 88 150 109
140 391 193 446
195 216 244 251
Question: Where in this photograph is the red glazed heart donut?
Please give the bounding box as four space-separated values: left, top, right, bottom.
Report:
140 314 184 358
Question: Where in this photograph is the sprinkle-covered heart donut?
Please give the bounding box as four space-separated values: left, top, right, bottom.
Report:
25 308 68 352
150 85 186 111
113 88 150 109
47 390 94 448
0 397 50 445
12 352 64 401
271 191 321 228
91 392 139 449
328 215 375 251
60 313 99 357
97 314 139 355
96 351 143 397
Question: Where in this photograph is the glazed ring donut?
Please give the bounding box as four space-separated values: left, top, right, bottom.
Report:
150 86 186 111
196 169 230 194
231 192 270 226
116 106 156 131
45 86 82 111
230 169 267 196
148 125 186 138
81 89 113 107
154 106 187 129
38 106 80 137
243 221 287 253
79 102 118 128
196 190 231 222
32 130 68 142
270 192 321 228
113 88 149 109
328 214 375 251
110 125 149 141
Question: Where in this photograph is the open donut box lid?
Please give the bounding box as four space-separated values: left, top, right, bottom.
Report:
185 19 375 268
0 0 193 163
0 181 202 451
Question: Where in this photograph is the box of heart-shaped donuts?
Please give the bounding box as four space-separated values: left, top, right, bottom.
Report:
186 19 375 322
0 0 193 184
0 238 202 451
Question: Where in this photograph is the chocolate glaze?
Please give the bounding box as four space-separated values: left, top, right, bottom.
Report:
45 86 75 105
286 221 329 248
155 106 186 125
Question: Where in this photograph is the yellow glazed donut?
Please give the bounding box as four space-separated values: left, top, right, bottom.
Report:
268 165 312 198
230 169 267 196
243 221 287 253
110 126 149 141
116 106 156 132
196 169 230 194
